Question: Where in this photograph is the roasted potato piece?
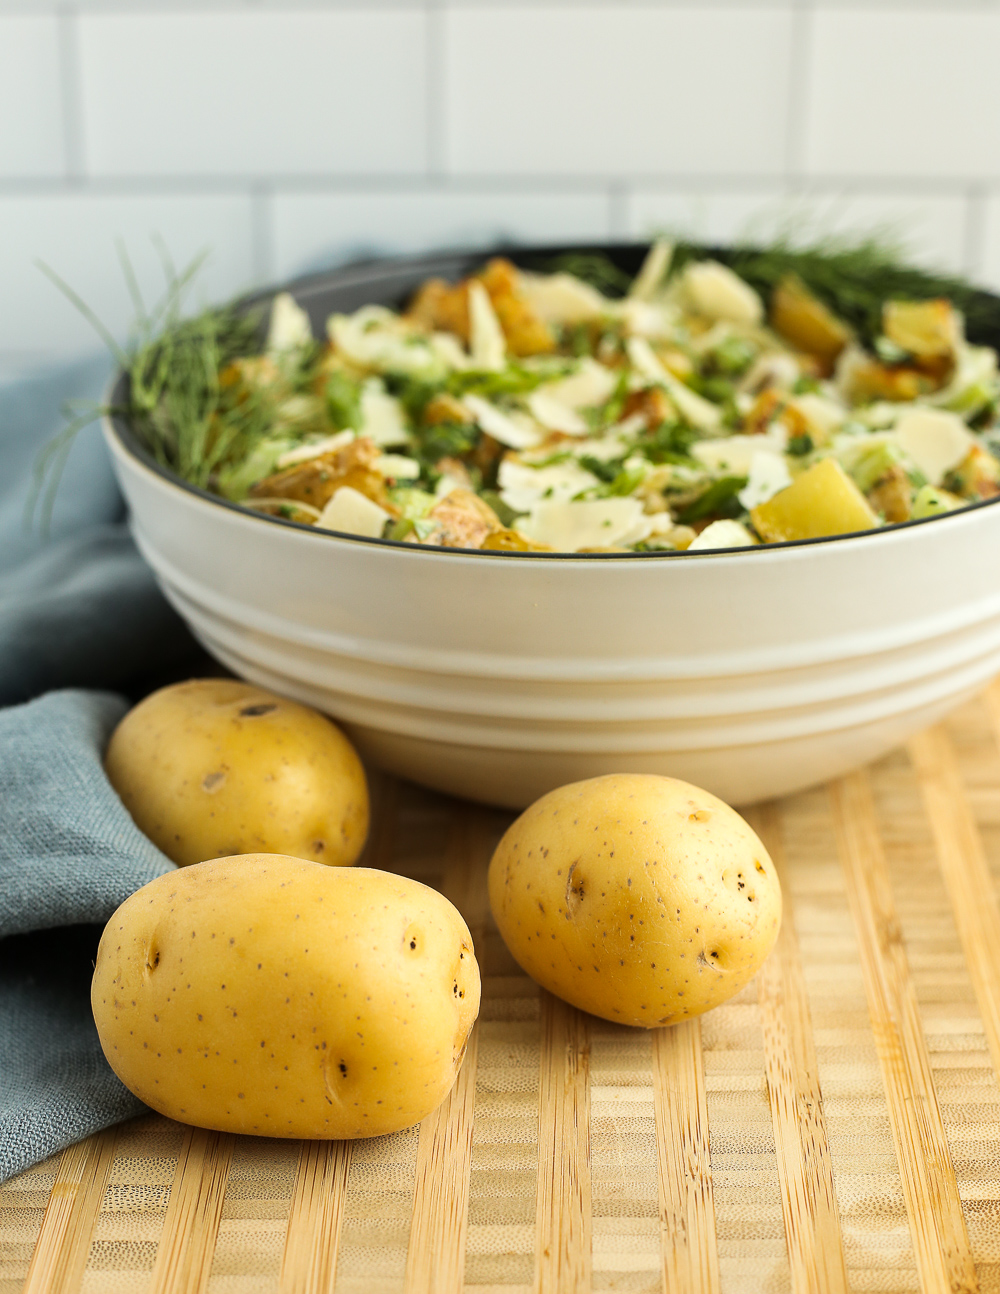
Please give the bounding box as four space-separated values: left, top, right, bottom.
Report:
867 463 913 523
945 443 1000 499
883 299 961 360
420 488 503 549
406 259 555 358
423 393 471 426
837 349 943 403
751 457 879 542
249 438 392 512
481 527 551 552
622 386 673 429
770 275 852 376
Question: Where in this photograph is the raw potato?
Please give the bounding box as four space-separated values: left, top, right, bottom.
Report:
91 855 481 1138
488 774 781 1027
105 679 368 868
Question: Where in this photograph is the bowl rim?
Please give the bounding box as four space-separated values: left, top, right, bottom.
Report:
105 239 1000 562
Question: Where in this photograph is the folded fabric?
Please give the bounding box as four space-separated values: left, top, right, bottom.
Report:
0 690 177 1181
0 356 208 1182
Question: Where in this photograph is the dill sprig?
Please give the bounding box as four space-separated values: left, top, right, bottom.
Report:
30 244 265 526
543 234 993 346
673 233 991 344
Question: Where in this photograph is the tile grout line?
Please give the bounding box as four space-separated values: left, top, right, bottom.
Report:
56 4 86 184
784 1 813 182
425 0 447 179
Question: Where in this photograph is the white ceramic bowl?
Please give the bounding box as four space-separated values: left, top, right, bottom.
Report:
102 246 1000 809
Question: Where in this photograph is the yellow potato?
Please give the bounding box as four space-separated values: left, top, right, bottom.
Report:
91 855 481 1138
751 457 878 543
488 774 781 1027
105 679 368 868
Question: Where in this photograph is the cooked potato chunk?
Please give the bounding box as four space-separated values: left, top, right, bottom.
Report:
770 276 852 375
751 457 879 542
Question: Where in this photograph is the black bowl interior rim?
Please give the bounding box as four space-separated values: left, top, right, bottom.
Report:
106 240 1000 561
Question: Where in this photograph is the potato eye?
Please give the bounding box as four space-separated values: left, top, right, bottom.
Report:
239 703 277 717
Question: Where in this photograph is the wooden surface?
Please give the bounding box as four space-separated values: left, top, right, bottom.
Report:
7 685 1000 1293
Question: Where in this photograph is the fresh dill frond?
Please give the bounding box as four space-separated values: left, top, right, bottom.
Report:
668 232 986 344
30 248 266 526
538 251 632 298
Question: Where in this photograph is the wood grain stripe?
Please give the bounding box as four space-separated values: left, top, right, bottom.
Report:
403 805 491 1294
22 1128 118 1294
911 718 1000 1088
748 803 848 1294
652 1019 719 1294
280 1140 352 1294
148 1127 234 1294
404 1028 480 1294
535 993 591 1294
830 769 978 1294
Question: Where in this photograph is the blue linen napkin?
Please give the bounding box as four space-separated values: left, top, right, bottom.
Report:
0 357 207 1181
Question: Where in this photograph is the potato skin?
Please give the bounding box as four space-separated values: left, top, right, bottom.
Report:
104 679 368 868
488 774 781 1027
91 855 481 1138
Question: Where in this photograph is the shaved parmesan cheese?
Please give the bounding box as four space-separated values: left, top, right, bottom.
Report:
538 358 617 410
517 271 608 324
789 394 845 441
498 459 598 514
629 239 674 301
277 430 356 469
430 331 470 370
516 497 655 552
374 453 421 479
680 261 763 326
468 281 507 371
687 520 757 551
360 380 409 447
626 337 721 432
526 390 588 435
616 299 675 339
267 292 313 355
737 450 792 510
329 307 436 376
316 486 390 538
894 408 974 486
463 395 543 449
692 432 785 475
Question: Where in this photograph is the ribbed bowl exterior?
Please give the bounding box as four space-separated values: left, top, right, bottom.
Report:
104 418 1000 808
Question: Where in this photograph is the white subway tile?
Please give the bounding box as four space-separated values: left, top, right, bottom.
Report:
444 7 793 178
629 186 968 272
271 187 612 280
805 11 1000 180
0 193 255 358
0 17 64 177
77 11 427 178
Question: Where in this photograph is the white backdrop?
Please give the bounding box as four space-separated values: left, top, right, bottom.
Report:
1 1 998 371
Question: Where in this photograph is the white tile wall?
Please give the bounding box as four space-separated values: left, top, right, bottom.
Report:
271 187 613 280
1 0 1000 368
0 17 65 178
444 8 794 177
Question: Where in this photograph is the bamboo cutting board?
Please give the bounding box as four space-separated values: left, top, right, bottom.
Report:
6 684 1000 1294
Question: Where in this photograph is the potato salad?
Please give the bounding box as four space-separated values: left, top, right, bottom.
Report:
207 244 1000 553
